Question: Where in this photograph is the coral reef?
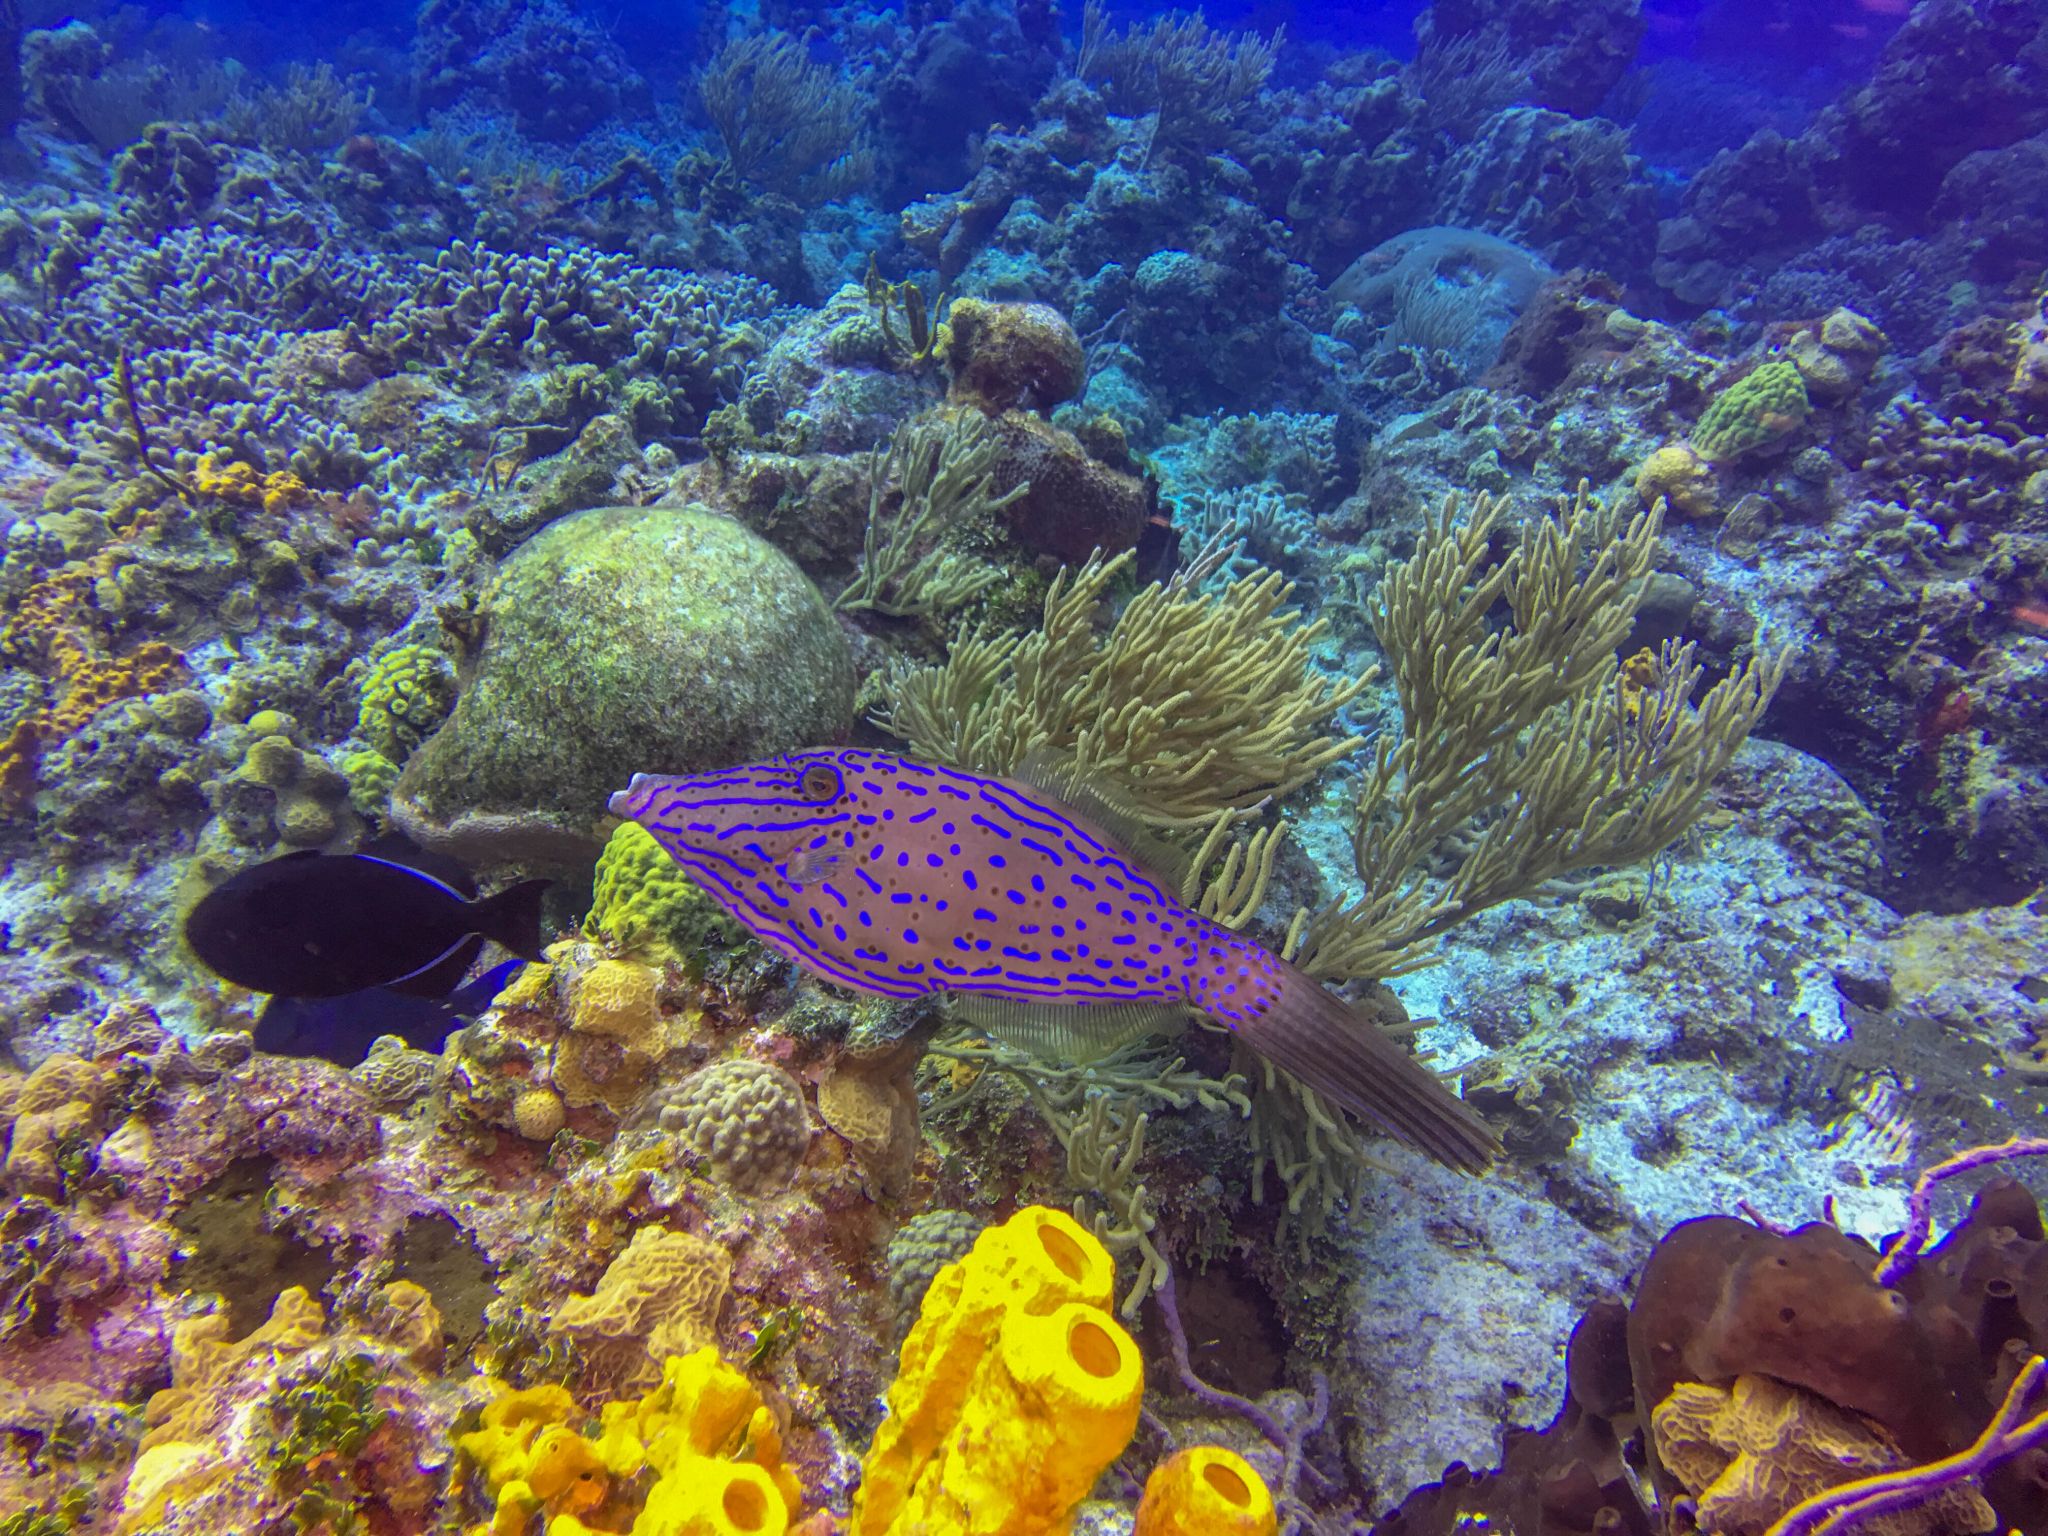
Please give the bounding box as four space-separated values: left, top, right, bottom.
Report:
1379 1168 2048 1536
2 9 2047 1536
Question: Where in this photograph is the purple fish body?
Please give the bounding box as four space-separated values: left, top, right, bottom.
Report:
611 747 1496 1171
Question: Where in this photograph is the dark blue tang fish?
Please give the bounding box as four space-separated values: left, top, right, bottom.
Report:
253 958 526 1068
183 841 550 1066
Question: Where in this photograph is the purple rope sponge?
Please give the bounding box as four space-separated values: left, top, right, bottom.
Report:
1873 1136 2048 1288
1763 1354 2048 1536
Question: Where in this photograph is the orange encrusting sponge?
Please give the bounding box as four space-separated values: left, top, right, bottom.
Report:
1135 1446 1278 1536
850 1204 1144 1536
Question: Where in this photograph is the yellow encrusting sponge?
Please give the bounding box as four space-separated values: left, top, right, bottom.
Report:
1135 1446 1278 1536
457 1347 800 1536
851 1204 1144 1535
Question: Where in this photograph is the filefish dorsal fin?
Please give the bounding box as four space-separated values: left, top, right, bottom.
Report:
949 993 1189 1063
1006 746 1194 888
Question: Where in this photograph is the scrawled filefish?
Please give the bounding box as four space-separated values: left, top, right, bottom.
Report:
610 748 1496 1171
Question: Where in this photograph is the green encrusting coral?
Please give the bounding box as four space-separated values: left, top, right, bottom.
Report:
354 644 457 763
1690 358 1809 462
341 748 401 823
585 820 749 959
266 1352 384 1472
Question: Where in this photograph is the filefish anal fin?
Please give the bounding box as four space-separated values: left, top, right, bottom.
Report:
948 993 1189 1064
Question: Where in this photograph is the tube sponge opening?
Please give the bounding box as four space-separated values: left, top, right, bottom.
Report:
1135 1446 1278 1536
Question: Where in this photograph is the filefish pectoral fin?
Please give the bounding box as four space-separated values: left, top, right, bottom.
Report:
786 847 840 886
1234 964 1500 1174
947 993 1190 1064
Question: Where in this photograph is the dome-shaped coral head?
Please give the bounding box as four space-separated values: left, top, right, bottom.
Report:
611 748 1500 1173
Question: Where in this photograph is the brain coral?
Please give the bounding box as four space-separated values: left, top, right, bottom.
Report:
554 1225 733 1391
391 505 853 868
1651 1374 1994 1536
945 299 1086 415
659 1059 812 1195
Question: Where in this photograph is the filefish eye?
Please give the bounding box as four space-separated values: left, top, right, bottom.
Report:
799 763 842 803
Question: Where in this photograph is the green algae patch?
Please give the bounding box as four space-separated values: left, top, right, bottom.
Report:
169 1158 338 1336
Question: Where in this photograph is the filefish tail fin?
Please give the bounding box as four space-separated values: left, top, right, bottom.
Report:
469 878 553 961
1241 964 1500 1174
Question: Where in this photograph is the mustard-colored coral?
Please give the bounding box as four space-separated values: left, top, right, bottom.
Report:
556 955 668 1111
1135 1446 1277 1536
1636 443 1719 520
570 957 663 1050
511 1086 567 1142
3 1053 110 1188
194 453 311 515
1689 359 1809 463
355 643 457 762
851 1204 1145 1536
119 1284 434 1535
553 1225 733 1390
1650 1375 1995 1536
0 496 185 811
460 1348 802 1536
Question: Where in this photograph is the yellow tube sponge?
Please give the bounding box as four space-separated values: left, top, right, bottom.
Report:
457 1382 580 1490
851 1205 1143 1536
1135 1447 1277 1536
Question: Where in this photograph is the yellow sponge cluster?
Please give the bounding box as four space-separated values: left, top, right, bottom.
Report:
459 1348 802 1536
194 452 311 515
851 1205 1144 1536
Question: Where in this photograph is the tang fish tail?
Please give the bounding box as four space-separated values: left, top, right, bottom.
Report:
468 878 552 961
1238 963 1499 1173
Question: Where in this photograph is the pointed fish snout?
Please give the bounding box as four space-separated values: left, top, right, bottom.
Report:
608 775 650 816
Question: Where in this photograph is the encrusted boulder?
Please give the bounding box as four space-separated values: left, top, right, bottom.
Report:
394 505 852 869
